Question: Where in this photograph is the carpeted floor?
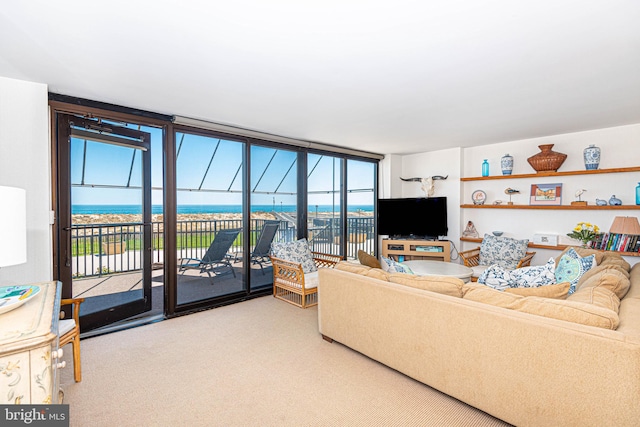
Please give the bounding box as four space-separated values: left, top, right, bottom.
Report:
59 296 511 427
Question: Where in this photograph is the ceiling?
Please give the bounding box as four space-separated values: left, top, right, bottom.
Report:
1 1 639 155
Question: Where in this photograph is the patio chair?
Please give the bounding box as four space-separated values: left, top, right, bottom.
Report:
59 297 85 382
250 221 280 274
179 228 241 284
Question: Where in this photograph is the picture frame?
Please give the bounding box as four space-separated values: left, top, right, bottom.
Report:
530 183 562 206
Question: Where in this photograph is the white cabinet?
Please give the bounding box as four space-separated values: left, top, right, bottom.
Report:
0 281 62 404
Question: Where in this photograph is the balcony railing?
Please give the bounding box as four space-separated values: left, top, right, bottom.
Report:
70 217 374 278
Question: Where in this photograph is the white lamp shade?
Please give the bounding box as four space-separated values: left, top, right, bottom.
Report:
0 186 27 267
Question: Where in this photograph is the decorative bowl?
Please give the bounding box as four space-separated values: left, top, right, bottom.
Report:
492 231 504 236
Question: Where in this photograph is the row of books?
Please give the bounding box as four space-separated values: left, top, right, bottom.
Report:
590 233 640 253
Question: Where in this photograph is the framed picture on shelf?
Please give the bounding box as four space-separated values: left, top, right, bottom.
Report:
530 183 563 206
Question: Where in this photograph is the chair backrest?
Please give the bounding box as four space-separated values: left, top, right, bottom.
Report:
202 229 241 263
253 221 280 257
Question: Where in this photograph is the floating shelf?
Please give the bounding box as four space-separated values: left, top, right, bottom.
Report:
460 166 640 182
460 204 640 210
459 237 640 256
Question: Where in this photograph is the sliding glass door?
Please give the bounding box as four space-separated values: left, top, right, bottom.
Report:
174 131 246 305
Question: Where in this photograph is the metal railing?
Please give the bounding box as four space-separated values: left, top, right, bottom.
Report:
70 217 374 278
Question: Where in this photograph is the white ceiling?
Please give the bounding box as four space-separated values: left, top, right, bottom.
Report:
1 1 639 155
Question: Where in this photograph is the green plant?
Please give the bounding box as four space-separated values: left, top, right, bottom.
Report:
567 222 600 246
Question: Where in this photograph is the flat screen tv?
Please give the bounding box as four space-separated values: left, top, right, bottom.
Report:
377 197 448 239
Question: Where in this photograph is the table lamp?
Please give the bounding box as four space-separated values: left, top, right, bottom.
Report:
609 216 640 235
0 186 27 268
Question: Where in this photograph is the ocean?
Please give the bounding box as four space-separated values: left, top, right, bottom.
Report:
72 204 373 215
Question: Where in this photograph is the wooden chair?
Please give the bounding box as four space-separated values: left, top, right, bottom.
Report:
459 247 536 282
59 297 84 382
270 252 342 308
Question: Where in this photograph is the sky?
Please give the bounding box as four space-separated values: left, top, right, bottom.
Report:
70 123 375 209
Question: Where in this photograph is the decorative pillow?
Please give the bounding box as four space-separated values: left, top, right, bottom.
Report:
357 250 382 269
555 248 596 294
271 238 317 273
380 256 414 274
478 257 556 291
479 234 529 269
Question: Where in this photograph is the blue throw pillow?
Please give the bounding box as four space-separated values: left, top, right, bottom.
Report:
555 248 596 294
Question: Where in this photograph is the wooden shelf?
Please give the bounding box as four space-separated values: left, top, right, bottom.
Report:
459 237 640 256
461 204 640 210
461 166 640 181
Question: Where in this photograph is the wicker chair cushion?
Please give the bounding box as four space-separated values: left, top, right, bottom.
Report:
302 271 319 289
479 234 529 269
271 238 317 273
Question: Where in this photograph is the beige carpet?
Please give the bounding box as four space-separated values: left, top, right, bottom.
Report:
59 296 511 427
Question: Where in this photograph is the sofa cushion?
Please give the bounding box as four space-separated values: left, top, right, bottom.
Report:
357 250 382 269
479 234 529 269
576 266 631 300
389 273 464 298
271 238 317 273
555 248 596 294
462 284 620 329
554 246 606 267
504 282 570 299
380 256 414 274
335 261 371 275
566 286 620 312
478 257 556 290
365 268 392 281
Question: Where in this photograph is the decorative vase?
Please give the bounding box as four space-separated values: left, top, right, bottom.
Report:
636 183 640 205
526 144 567 173
481 159 489 177
583 144 600 170
501 154 513 175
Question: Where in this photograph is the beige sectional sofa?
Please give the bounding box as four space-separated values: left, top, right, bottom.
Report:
317 248 640 427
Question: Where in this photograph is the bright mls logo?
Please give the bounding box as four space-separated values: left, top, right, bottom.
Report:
1 405 69 426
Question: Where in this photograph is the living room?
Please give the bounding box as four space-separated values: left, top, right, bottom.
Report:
1 2 640 426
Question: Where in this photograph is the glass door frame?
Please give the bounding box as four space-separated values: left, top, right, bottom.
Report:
54 113 153 331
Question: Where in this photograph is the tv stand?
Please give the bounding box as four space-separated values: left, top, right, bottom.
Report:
381 238 451 262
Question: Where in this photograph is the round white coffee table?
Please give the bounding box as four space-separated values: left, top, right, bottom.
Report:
402 260 473 283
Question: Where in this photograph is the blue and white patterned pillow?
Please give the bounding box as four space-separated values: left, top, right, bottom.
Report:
555 248 596 294
271 238 317 273
479 234 529 269
478 257 556 291
380 256 414 274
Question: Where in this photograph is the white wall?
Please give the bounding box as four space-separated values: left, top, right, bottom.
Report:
397 123 640 266
0 76 51 284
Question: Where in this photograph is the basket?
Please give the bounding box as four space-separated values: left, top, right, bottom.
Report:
527 144 567 172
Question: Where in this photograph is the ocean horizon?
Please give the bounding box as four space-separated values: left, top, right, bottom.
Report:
72 204 373 215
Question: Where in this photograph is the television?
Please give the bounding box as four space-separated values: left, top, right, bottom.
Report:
377 197 448 239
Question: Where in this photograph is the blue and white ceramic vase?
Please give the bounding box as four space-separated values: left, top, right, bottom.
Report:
501 154 513 175
583 144 600 170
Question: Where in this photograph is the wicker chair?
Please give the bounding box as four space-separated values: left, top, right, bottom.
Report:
270 252 342 308
459 247 536 282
